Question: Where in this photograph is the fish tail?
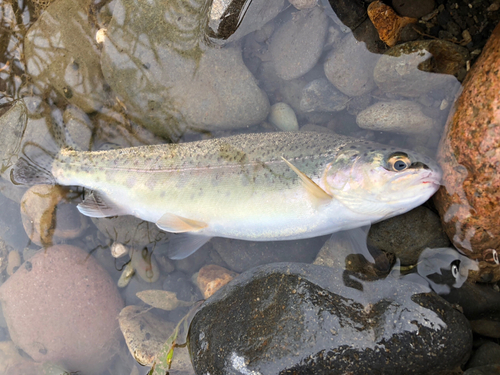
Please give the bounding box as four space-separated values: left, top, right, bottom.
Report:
11 143 56 185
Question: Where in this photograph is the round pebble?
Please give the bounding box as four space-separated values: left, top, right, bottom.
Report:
268 102 299 132
356 100 436 135
0 245 124 374
20 185 87 246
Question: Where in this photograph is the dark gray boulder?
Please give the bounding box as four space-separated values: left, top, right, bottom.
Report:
188 262 472 374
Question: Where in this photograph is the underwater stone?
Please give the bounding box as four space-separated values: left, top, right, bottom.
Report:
373 40 468 97
356 100 436 135
270 6 328 81
0 245 123 375
268 102 299 132
324 32 378 97
101 0 270 139
24 0 108 112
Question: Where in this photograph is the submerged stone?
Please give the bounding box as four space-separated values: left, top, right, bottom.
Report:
188 262 472 374
373 40 468 97
101 0 269 139
24 0 108 112
269 6 328 81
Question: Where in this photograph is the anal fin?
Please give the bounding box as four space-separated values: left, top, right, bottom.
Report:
167 233 212 259
281 156 332 206
156 213 208 233
77 191 126 218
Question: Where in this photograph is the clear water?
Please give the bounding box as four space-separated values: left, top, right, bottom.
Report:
0 0 492 374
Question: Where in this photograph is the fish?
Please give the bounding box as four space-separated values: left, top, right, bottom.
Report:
12 131 442 259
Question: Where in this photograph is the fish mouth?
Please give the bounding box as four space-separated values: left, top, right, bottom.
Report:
416 171 442 187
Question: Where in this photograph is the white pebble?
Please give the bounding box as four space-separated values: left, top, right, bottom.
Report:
111 242 129 258
96 28 107 44
268 102 299 132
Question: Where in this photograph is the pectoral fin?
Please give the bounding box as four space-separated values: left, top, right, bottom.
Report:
281 156 332 206
77 191 127 218
167 233 212 259
156 213 208 233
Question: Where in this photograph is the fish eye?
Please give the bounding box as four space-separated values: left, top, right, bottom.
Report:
451 260 460 279
387 153 411 172
493 250 499 264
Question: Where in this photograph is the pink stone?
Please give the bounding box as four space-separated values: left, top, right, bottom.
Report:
434 22 500 282
0 245 124 374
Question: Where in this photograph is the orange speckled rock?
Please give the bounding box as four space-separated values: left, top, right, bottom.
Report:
434 22 500 282
367 1 417 47
197 265 238 299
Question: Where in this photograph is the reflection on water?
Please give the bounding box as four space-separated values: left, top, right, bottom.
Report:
0 0 498 373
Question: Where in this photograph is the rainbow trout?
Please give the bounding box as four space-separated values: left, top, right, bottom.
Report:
13 132 441 258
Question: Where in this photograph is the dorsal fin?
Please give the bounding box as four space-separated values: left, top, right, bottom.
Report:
281 156 332 206
156 212 208 233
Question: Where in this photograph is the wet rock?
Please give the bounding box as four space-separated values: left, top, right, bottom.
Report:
6 250 20 276
197 264 238 299
0 341 33 373
324 32 379 97
469 316 500 338
314 227 392 278
300 123 333 133
92 107 165 149
130 247 160 283
208 0 284 44
299 78 349 113
0 245 124 375
367 206 450 265
288 0 316 10
101 0 270 139
20 185 88 247
443 281 500 320
0 239 8 275
433 23 500 281
270 7 328 80
464 365 500 375
325 0 367 30
356 100 437 135
467 341 500 368
392 0 436 19
211 236 326 273
163 271 200 303
117 262 135 288
111 242 129 258
119 305 195 372
268 102 299 131
0 101 27 179
92 215 169 247
373 40 468 97
367 1 417 47
62 106 93 151
123 274 163 306
119 305 175 366
189 262 472 374
24 0 108 112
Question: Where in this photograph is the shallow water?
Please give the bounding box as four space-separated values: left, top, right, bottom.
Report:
0 0 498 374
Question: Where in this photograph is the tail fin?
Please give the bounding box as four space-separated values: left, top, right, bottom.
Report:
11 143 56 185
